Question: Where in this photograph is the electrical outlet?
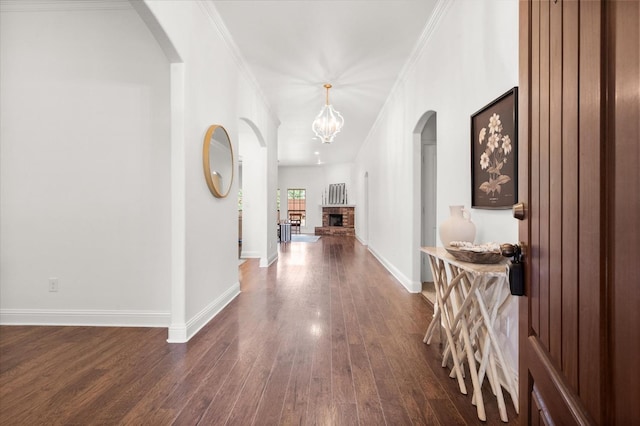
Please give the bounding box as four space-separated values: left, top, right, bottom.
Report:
49 278 59 292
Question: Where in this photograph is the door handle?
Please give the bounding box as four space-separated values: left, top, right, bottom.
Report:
513 202 525 220
501 243 525 296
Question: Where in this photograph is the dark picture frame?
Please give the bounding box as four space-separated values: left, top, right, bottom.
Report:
471 87 518 209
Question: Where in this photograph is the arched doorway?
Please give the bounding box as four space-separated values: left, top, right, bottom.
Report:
238 118 268 266
364 171 369 245
412 111 437 300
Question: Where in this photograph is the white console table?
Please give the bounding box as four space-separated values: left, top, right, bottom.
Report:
421 246 518 422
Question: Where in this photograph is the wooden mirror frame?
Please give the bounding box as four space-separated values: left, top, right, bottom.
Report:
203 124 234 198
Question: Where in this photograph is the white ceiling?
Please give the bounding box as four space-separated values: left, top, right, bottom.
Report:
212 0 438 166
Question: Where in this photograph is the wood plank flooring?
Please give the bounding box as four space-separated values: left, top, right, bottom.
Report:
0 236 517 425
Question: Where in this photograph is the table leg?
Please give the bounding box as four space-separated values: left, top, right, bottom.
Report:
474 286 519 413
424 256 446 344
451 274 486 421
427 256 468 395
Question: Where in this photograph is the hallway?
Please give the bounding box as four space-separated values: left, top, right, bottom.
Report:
0 236 516 425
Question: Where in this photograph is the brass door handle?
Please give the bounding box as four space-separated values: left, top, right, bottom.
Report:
513 203 525 220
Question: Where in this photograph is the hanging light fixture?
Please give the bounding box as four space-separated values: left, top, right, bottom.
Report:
312 83 344 144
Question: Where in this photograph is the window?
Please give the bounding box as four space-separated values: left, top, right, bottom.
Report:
287 189 306 226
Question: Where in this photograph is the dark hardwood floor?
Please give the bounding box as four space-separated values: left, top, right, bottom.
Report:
0 236 517 425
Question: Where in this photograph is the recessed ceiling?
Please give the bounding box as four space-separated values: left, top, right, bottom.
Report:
213 0 438 166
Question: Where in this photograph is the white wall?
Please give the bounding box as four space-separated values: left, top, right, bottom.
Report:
0 1 279 341
323 163 355 205
0 3 171 325
265 123 279 265
356 0 519 286
278 163 354 233
142 0 279 339
239 124 267 260
354 0 519 379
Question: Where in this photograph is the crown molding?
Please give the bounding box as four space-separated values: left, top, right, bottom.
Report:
197 0 280 127
358 0 453 155
0 0 131 12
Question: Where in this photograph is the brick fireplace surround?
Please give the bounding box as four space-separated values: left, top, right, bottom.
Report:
315 206 355 236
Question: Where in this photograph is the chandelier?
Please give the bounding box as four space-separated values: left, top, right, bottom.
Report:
312 83 344 144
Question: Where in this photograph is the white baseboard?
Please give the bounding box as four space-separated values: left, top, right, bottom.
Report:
167 324 188 342
367 246 421 293
241 250 260 259
0 309 170 327
260 251 278 267
355 234 368 246
167 281 240 343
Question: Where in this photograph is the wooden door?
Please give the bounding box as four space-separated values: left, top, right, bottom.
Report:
518 0 640 424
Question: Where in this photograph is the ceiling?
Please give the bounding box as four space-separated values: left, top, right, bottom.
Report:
212 0 438 166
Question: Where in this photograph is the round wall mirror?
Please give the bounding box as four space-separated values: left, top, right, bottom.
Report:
203 125 234 198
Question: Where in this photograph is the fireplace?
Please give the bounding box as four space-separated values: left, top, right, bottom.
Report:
316 206 355 236
329 214 343 227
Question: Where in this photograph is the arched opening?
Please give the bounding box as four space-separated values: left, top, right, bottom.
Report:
364 172 369 245
238 118 269 266
131 2 187 342
412 111 437 301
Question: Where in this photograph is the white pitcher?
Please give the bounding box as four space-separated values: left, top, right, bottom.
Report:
439 205 476 246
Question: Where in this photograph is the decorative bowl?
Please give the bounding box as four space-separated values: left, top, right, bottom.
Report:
445 246 504 264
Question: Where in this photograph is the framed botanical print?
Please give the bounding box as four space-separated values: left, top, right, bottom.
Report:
471 87 518 209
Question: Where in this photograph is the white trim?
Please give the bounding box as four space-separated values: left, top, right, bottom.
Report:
197 0 280 126
168 282 241 343
167 325 187 343
355 234 368 247
169 63 187 340
130 0 182 63
260 251 278 268
368 246 421 293
0 0 131 12
0 309 169 327
241 250 261 259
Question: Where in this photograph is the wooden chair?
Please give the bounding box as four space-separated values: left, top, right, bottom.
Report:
289 213 302 234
